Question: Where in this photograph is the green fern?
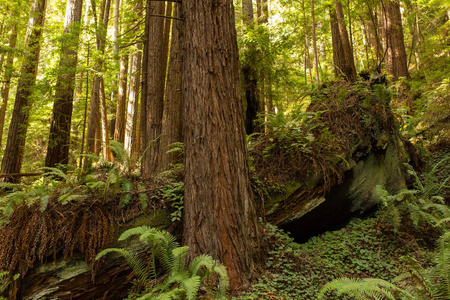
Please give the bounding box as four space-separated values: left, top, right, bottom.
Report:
97 226 229 299
318 277 414 299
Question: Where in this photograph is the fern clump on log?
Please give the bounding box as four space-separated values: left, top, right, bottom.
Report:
249 80 397 195
0 163 170 299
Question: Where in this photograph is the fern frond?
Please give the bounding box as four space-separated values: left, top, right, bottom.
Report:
42 167 73 184
189 254 214 277
118 226 151 241
181 275 201 300
96 248 149 283
435 231 450 298
318 277 414 300
172 246 189 272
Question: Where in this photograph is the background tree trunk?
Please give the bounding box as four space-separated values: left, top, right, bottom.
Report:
114 54 128 144
242 0 259 134
0 21 18 149
124 0 143 160
86 0 111 162
330 0 357 82
45 0 83 168
311 0 320 83
158 3 183 173
382 0 409 80
140 0 165 178
1 0 47 181
182 0 266 291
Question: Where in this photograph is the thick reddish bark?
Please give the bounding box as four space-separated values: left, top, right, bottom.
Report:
45 0 83 168
182 0 266 291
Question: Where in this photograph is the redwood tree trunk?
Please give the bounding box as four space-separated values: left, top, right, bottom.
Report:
0 21 18 148
45 0 83 168
124 0 143 159
242 0 260 135
158 2 183 172
311 0 320 83
86 0 111 161
114 54 128 144
382 0 409 80
330 0 357 82
1 0 47 181
182 0 266 291
140 0 165 178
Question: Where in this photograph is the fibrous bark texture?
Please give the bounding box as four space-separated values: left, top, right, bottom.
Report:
1 0 47 181
182 0 266 291
45 0 83 168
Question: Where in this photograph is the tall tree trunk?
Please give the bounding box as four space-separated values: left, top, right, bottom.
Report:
1 0 47 181
182 0 266 291
162 2 172 80
310 0 320 83
158 2 183 172
85 0 111 162
124 0 143 160
140 0 165 178
109 0 120 136
114 54 128 143
330 0 357 82
45 0 83 168
0 22 18 148
100 78 112 160
366 6 383 66
381 0 409 80
242 0 259 134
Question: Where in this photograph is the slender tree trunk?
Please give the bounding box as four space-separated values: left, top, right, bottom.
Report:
1 0 47 181
109 0 120 136
182 0 266 291
242 0 259 134
158 2 183 172
45 0 83 168
114 54 128 143
86 0 111 162
140 0 165 178
0 22 18 148
100 78 112 160
302 0 313 87
310 0 320 83
124 0 143 160
162 2 172 80
330 0 357 82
